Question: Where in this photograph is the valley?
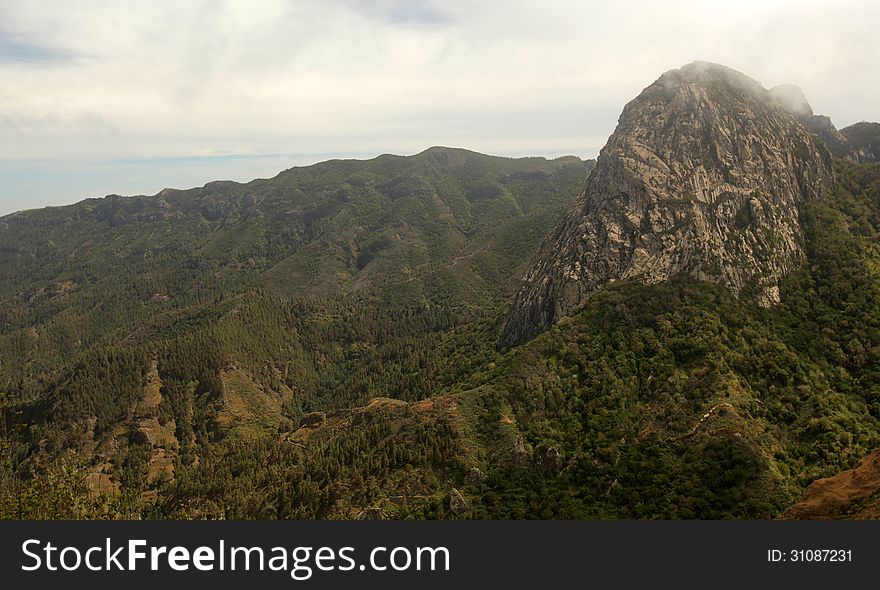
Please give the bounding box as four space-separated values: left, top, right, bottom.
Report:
2 63 880 520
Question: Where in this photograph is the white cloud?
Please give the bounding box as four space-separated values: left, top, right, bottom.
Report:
0 0 878 213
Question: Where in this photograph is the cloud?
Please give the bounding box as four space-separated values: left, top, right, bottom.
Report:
346 0 455 26
0 0 878 213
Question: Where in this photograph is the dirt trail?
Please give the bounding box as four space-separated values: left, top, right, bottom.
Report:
677 402 736 440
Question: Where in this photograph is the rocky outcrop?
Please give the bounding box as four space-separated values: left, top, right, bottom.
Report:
841 122 880 163
544 447 563 471
769 84 813 117
798 115 854 159
500 62 834 348
770 84 857 159
509 434 531 465
356 507 388 520
465 467 488 486
449 488 469 515
769 85 880 163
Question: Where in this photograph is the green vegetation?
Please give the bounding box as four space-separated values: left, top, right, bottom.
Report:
2 152 880 520
841 122 880 161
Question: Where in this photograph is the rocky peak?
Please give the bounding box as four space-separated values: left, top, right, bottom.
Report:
769 84 813 117
500 62 834 348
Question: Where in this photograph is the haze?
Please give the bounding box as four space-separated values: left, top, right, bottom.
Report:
1 0 877 214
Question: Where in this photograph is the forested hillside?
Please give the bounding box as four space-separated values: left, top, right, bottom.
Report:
1 148 596 518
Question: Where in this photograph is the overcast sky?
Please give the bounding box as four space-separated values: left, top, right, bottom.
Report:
1 0 878 215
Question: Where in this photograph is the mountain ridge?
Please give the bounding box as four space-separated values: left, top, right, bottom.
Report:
1 146 585 219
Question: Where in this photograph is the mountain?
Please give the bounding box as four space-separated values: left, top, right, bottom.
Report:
770 84 879 163
0 148 594 516
0 147 591 405
159 151 880 519
769 84 849 158
841 122 880 163
500 62 833 348
2 63 880 520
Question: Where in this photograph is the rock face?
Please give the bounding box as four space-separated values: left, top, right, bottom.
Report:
798 115 854 158
770 84 859 160
500 62 833 348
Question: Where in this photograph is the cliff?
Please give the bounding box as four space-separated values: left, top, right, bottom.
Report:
501 62 834 348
